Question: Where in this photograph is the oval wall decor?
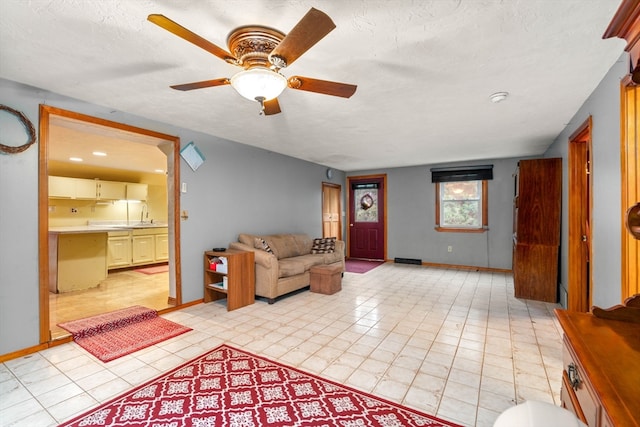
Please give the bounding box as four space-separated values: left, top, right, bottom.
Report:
0 104 36 154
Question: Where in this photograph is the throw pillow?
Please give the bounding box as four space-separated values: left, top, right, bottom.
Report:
254 237 274 255
311 237 336 254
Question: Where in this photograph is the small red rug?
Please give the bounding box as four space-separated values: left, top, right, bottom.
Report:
57 306 191 362
59 344 461 427
345 259 385 274
135 264 169 274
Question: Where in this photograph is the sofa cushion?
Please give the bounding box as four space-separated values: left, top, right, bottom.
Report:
277 258 306 278
264 234 312 259
311 237 336 254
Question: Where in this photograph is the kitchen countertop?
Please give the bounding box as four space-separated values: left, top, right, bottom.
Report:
49 223 168 234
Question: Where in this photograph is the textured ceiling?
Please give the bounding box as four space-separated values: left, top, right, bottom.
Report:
0 0 626 171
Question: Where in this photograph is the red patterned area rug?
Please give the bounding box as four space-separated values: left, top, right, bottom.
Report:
57 306 192 363
59 344 462 427
345 259 385 274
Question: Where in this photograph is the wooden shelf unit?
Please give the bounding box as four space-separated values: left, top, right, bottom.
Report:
203 249 255 311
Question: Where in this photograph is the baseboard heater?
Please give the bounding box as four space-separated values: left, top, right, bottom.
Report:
394 257 422 265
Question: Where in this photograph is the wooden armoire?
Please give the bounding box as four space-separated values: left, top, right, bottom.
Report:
512 158 562 302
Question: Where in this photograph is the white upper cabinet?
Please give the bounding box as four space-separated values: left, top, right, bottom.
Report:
96 180 126 200
49 176 97 199
126 183 148 201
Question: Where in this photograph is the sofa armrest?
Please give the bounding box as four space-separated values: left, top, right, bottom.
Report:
228 242 276 268
335 240 345 256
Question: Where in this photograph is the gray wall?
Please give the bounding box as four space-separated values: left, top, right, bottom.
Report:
545 53 627 309
0 50 629 355
0 78 343 354
348 158 519 270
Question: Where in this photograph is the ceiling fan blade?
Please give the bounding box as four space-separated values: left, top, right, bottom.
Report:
148 14 237 64
288 76 357 98
263 98 282 115
170 78 230 91
269 8 336 68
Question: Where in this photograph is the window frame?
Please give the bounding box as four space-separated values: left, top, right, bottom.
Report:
435 180 488 233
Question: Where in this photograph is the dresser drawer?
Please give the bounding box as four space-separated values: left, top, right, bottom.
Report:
563 338 598 426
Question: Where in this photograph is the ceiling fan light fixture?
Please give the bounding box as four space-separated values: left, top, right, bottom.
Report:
230 67 287 102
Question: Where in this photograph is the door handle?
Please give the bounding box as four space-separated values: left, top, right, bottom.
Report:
581 235 587 242
350 224 354 227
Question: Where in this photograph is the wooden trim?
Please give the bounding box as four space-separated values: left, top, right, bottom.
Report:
38 105 182 343
620 84 640 299
417 261 510 273
38 105 51 343
567 117 592 312
603 0 640 52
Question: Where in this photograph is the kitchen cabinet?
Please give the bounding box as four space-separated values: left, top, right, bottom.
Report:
49 176 147 201
49 176 96 199
126 183 148 201
155 233 169 261
107 230 131 268
132 235 155 264
107 227 168 269
512 158 561 302
96 180 126 200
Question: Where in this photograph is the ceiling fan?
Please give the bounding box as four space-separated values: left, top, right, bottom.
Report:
147 8 357 115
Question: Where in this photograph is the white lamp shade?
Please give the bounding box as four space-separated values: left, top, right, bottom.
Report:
230 67 288 101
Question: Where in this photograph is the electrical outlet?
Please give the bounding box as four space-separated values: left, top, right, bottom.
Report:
71 207 78 214
447 245 453 253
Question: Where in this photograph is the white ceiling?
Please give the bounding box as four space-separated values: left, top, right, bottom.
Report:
0 0 626 172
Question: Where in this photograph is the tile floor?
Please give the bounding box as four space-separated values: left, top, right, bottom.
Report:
0 263 564 426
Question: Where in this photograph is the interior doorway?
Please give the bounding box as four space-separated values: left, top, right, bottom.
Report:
347 174 387 260
322 182 342 239
568 117 592 312
38 105 182 343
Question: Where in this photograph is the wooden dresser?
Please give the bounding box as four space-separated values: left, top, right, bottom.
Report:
555 299 640 427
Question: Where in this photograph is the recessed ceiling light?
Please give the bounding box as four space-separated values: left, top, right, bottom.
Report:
92 151 107 156
69 157 83 162
490 92 509 103
154 169 165 173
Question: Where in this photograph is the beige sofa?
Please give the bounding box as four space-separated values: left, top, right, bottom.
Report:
228 233 345 303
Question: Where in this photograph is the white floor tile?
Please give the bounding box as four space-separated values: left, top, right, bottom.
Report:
1 264 565 427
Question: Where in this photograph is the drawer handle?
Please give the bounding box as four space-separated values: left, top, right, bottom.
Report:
567 363 581 390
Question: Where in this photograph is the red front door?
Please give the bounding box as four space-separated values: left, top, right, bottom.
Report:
348 176 385 260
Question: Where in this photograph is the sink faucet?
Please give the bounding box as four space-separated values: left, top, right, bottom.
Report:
140 204 148 223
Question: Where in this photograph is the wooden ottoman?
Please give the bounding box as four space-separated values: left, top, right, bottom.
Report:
309 264 342 295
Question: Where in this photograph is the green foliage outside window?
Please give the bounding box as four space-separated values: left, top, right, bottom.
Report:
440 181 482 228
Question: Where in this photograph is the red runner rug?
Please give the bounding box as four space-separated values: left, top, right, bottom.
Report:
59 344 462 427
345 259 385 274
135 264 169 275
57 306 192 363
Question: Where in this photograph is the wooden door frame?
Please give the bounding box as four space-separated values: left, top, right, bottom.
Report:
567 117 593 312
38 105 182 344
346 174 387 260
321 182 342 240
620 80 640 299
